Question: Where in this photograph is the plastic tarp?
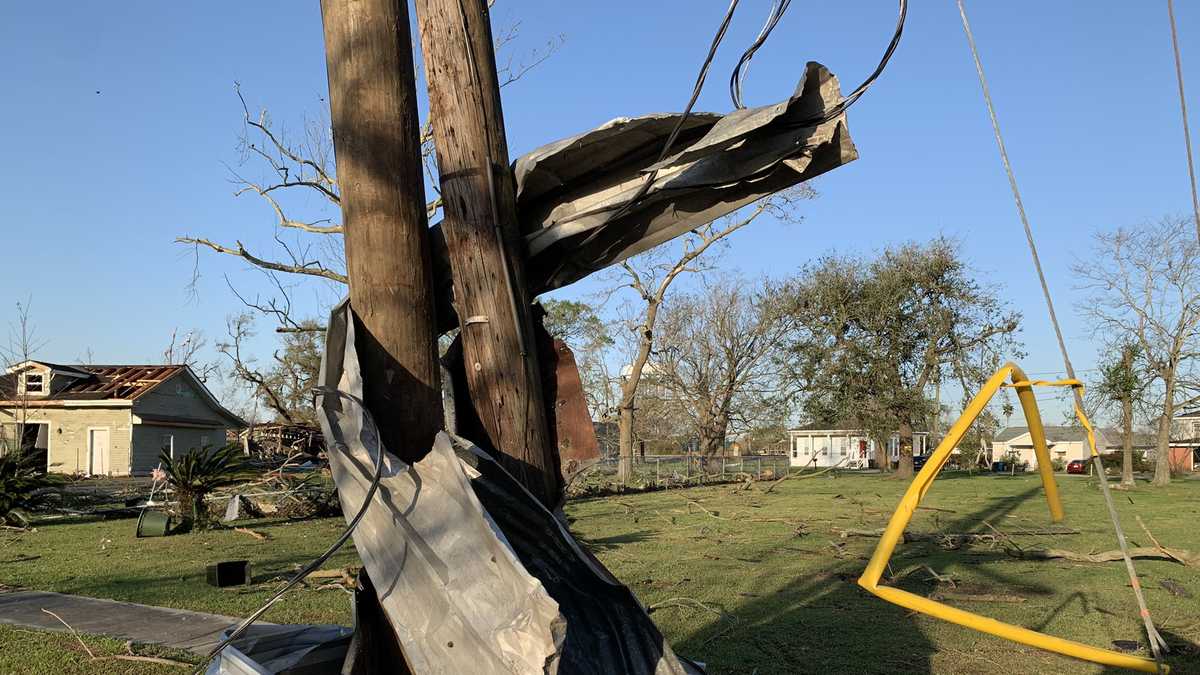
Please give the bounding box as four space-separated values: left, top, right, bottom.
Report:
317 299 699 674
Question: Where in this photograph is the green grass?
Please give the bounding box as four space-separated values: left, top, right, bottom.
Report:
2 472 1199 673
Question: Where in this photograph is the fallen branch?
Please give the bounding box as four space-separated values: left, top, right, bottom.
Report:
233 527 269 541
1135 515 1187 566
1019 547 1200 566
931 591 1027 604
42 608 95 659
763 459 846 494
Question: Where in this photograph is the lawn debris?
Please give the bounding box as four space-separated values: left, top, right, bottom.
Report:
233 527 269 541
1017 547 1200 566
930 590 1027 604
1159 579 1192 598
1112 640 1142 653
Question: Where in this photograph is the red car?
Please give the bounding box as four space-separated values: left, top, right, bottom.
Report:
1066 458 1090 474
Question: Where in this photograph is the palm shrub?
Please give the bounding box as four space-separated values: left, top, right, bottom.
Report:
0 452 62 526
159 444 248 530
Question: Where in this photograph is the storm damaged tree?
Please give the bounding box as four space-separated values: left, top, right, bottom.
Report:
612 189 811 483
1096 342 1145 487
652 276 790 464
780 238 1021 479
1074 216 1200 487
217 313 324 426
176 20 561 336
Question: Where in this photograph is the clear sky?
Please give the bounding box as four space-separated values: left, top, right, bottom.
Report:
2 1 1198 418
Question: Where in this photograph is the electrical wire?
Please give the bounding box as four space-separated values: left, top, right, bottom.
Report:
729 0 793 109
607 0 742 223
1166 0 1200 244
954 1 1168 669
191 387 392 675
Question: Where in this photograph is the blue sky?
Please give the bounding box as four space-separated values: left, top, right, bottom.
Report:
2 1 1197 418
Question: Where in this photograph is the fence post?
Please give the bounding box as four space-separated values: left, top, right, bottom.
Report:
757 457 762 478
721 456 726 480
656 458 661 487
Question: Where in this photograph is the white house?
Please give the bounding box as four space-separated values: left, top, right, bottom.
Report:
990 426 1110 471
785 425 930 469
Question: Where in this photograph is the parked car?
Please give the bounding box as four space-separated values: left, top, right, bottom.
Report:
1066 458 1090 474
912 454 930 472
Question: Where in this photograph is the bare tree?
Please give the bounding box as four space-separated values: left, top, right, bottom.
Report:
177 21 562 334
162 327 218 381
1075 216 1200 486
0 299 46 458
651 276 790 464
610 189 812 482
216 313 323 426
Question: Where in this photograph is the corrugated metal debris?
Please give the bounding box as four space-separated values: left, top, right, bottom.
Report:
430 60 857 329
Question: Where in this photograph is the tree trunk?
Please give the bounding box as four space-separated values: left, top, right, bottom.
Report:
1120 389 1135 487
1153 375 1176 486
895 419 915 479
618 402 635 483
414 0 560 505
873 434 890 473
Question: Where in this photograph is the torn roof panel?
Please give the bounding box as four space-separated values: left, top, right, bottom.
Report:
429 61 857 332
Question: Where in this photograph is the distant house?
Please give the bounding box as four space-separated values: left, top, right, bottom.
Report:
0 361 244 476
785 424 930 469
1168 409 1200 472
990 425 1156 470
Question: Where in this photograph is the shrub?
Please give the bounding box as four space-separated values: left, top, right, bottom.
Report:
1050 457 1065 473
159 444 249 530
0 452 62 525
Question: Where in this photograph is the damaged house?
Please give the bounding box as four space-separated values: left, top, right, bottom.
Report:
0 361 244 476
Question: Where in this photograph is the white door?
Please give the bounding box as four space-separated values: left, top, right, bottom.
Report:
88 428 110 476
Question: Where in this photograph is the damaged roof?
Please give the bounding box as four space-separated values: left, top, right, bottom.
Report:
0 363 186 402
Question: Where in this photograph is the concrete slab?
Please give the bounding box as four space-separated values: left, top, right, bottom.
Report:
0 590 247 654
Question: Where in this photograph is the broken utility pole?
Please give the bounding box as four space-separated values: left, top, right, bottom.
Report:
320 0 440 671
320 0 442 461
414 0 561 505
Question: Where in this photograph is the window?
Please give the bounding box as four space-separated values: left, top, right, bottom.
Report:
21 373 45 395
161 434 175 459
1192 421 1200 438
200 435 210 449
834 436 847 456
799 437 812 455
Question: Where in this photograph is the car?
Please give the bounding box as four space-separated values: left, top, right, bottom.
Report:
912 454 930 471
1066 458 1090 474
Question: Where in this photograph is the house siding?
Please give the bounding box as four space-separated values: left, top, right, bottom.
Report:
131 424 224 474
0 406 133 475
132 372 229 424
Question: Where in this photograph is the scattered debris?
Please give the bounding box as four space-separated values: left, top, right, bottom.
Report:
1112 640 1142 653
233 527 269 541
1159 579 1192 598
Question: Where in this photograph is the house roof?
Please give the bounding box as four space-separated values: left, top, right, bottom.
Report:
1 362 246 429
789 422 929 434
0 363 185 401
994 425 1092 443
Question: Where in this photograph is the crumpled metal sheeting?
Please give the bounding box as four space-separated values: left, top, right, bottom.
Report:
453 439 700 675
317 300 563 674
427 61 856 332
513 60 857 291
206 625 352 675
318 299 701 674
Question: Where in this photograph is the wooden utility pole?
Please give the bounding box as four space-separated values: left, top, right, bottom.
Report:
414 0 560 505
320 0 442 461
320 0 440 671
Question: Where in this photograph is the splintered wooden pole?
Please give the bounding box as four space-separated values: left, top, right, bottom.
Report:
320 0 442 460
414 0 560 506
320 0 440 670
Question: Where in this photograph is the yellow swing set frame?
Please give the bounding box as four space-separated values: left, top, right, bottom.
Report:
857 362 1164 673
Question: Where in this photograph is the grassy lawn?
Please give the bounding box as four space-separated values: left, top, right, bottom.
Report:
2 472 1198 673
